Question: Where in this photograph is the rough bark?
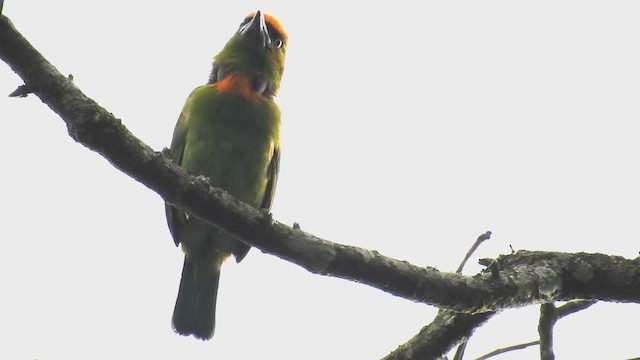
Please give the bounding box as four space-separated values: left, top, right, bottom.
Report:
384 311 495 360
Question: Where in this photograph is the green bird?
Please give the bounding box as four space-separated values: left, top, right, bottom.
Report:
165 10 287 340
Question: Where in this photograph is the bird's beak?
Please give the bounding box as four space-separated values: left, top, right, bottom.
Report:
240 10 272 49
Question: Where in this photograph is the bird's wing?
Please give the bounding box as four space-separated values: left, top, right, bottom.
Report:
165 111 189 247
261 146 280 211
233 145 280 263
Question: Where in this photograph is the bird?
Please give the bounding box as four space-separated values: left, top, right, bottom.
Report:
165 10 287 340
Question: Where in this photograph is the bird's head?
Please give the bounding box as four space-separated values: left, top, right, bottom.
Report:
211 11 287 95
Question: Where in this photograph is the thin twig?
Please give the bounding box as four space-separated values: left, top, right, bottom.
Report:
477 300 596 360
556 300 597 318
452 340 467 360
475 340 539 360
453 231 492 359
538 300 596 360
456 231 492 274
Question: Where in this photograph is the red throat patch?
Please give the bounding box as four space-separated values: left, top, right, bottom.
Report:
215 73 262 102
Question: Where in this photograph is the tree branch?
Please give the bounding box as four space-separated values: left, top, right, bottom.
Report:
539 303 557 360
455 231 492 274
477 300 596 360
451 231 493 360
556 300 597 318
476 340 540 360
383 311 495 360
538 300 596 360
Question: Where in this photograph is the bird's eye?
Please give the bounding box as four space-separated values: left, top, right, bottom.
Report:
274 39 283 49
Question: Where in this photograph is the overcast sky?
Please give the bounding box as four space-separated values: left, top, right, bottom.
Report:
2 1 640 359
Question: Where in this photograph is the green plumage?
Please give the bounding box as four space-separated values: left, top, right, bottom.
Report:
165 11 287 340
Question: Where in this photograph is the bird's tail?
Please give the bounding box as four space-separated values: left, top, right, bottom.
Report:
172 257 220 340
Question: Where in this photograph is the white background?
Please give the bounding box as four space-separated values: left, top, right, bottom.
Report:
1 1 640 359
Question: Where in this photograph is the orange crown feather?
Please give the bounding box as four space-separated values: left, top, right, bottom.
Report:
246 12 287 39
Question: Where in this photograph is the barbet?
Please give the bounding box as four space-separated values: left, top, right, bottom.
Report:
165 11 287 340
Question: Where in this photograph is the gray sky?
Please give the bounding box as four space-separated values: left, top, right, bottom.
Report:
2 1 640 359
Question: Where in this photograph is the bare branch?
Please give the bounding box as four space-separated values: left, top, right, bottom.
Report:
456 231 492 274
538 300 596 360
478 300 596 360
556 300 597 318
383 311 495 360
476 340 539 360
452 341 467 360
453 231 493 359
538 303 557 360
